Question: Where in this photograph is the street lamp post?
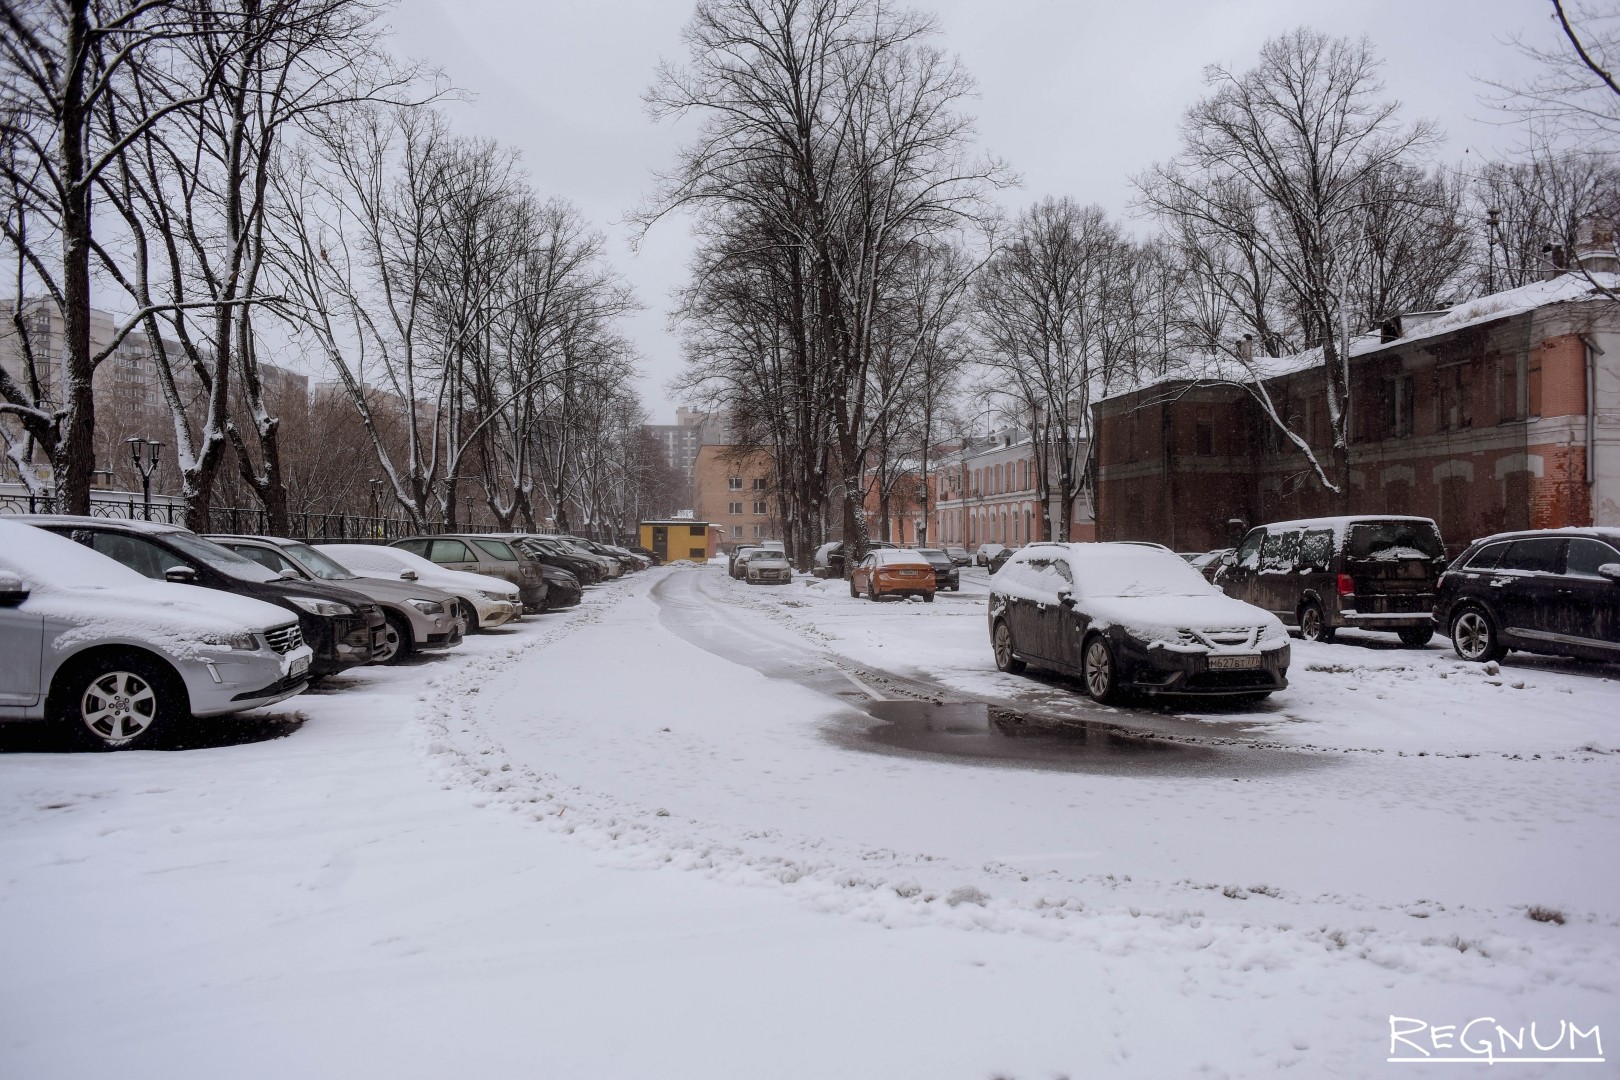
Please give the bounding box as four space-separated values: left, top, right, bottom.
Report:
127 437 164 521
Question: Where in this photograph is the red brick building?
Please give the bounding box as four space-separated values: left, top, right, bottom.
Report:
1093 275 1620 554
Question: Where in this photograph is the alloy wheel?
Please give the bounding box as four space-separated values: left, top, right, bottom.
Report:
372 620 402 664
80 671 158 744
1083 638 1116 701
1452 610 1496 662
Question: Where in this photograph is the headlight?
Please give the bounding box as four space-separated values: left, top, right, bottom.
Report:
406 598 445 614
200 631 258 651
287 596 354 617
477 590 517 603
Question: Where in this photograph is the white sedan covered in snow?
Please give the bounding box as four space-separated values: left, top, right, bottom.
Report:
0 519 315 749
315 544 524 632
988 542 1290 702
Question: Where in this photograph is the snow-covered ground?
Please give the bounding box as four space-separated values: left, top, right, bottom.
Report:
2 564 1616 1078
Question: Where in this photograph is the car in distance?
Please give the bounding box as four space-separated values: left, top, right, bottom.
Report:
536 562 583 608
989 542 1289 703
987 545 1019 575
505 534 603 585
0 519 313 749
745 549 793 584
943 545 972 567
728 545 762 579
1217 516 1445 647
392 535 546 614
975 542 1006 567
18 515 383 678
208 535 463 664
913 548 960 591
1181 549 1233 583
1434 528 1620 664
850 548 937 602
316 544 522 632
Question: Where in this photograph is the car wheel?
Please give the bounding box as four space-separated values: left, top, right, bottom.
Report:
992 620 1026 673
1082 634 1120 704
867 579 878 601
58 652 181 750
923 592 935 603
1450 607 1505 663
1298 601 1335 643
849 577 859 598
373 611 412 665
1397 625 1435 649
463 606 481 634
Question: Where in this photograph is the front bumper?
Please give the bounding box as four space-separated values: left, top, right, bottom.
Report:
519 583 548 614
748 568 793 584
1125 641 1290 696
472 599 523 629
187 642 316 716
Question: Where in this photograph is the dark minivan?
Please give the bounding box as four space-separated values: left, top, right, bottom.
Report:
1219 516 1446 647
18 516 385 677
1434 528 1620 664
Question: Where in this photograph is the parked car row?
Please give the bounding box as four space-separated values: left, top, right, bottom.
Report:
0 516 636 750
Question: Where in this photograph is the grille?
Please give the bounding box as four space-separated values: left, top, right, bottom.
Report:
1186 670 1275 690
265 624 304 654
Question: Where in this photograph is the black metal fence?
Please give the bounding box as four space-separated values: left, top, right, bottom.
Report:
0 490 627 545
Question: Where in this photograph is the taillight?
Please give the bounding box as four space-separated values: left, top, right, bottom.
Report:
1336 573 1355 597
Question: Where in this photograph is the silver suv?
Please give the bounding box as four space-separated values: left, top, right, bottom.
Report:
0 520 314 749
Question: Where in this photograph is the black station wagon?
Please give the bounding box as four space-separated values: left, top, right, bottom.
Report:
1434 528 1620 664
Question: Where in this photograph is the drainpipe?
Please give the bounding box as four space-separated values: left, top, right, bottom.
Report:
1583 334 1603 514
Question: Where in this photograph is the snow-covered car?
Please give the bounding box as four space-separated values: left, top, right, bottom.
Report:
850 548 936 602
1218 516 1445 646
943 545 972 567
989 542 1289 702
391 535 546 613
19 515 384 678
536 562 583 608
745 550 793 584
209 536 463 664
315 544 522 632
975 542 1006 567
0 519 314 749
913 548 960 591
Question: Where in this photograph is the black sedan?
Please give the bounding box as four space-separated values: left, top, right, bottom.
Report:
1434 528 1620 664
538 563 583 608
18 516 385 678
913 548 960 591
989 542 1289 702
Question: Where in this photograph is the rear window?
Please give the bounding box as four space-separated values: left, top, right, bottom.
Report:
1347 520 1443 561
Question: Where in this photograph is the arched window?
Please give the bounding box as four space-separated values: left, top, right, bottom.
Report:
1019 460 1028 490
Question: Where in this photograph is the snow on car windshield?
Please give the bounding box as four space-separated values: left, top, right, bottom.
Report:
1070 545 1216 598
162 531 279 582
284 543 359 580
0 519 147 590
317 544 427 575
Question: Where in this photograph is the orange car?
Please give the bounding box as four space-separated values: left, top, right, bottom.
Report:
849 548 937 602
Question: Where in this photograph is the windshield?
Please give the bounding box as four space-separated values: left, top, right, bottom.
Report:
164 531 278 582
1348 521 1444 561
1070 545 1214 598
284 543 358 580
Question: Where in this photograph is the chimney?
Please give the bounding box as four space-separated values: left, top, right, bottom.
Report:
1575 216 1619 275
1235 334 1254 361
1544 242 1569 278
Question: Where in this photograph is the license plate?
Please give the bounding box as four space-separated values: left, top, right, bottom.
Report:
1208 655 1262 670
289 655 310 679
899 570 919 577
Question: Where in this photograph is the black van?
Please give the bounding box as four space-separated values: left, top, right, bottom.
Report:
1218 516 1446 647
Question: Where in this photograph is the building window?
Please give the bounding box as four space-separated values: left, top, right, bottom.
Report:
1436 364 1471 432
1194 421 1214 456
751 500 767 515
751 478 766 490
1499 353 1528 423
752 524 764 538
727 501 743 515
728 477 743 490
1384 374 1414 438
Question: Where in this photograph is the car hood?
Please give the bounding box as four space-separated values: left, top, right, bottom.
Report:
337 576 459 606
1085 591 1285 635
25 579 300 658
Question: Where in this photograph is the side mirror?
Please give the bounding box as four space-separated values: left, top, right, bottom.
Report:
278 568 301 580
399 570 418 581
1598 563 1620 584
1057 588 1077 608
0 571 30 607
1222 552 1237 567
163 565 198 584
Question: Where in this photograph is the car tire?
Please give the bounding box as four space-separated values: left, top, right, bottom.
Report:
849 577 859 598
1298 601 1335 643
1450 606 1505 663
373 611 413 665
992 620 1026 674
463 607 481 634
923 592 935 603
867 580 878 602
1081 634 1120 704
57 651 183 751
1397 625 1435 649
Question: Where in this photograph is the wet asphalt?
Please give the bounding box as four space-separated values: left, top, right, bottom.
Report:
650 568 1323 777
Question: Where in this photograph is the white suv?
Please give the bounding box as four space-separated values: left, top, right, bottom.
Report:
0 520 314 749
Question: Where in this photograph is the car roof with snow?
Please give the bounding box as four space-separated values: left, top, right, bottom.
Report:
7 514 186 535
1251 515 1439 535
1463 526 1620 545
869 548 931 565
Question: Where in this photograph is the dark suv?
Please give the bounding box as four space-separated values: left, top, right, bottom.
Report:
18 516 384 677
1434 528 1620 664
1219 516 1446 647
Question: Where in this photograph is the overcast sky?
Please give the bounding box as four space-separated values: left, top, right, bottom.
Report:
386 0 1561 424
